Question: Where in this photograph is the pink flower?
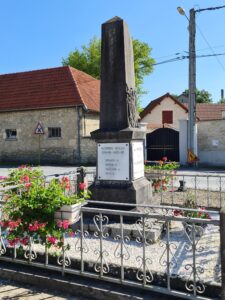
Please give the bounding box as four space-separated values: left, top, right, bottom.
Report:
47 236 57 245
79 182 86 190
25 182 32 189
7 219 21 229
162 156 167 162
20 175 30 183
28 221 46 232
69 231 75 237
0 221 6 227
60 176 71 190
57 220 69 230
0 176 8 180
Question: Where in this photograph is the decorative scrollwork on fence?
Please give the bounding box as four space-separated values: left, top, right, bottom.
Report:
185 264 205 294
136 256 154 283
114 235 130 260
24 237 37 261
183 223 205 253
94 249 110 274
74 230 89 253
57 245 71 267
0 236 6 255
159 241 178 271
135 217 153 245
93 215 109 238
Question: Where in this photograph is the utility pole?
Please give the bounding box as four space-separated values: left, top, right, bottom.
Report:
188 8 196 155
178 4 225 164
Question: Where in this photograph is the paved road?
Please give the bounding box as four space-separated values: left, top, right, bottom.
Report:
0 279 87 300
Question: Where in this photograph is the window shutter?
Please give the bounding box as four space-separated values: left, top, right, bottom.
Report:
162 111 173 124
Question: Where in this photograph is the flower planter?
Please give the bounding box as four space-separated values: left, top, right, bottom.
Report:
54 202 85 224
182 221 207 238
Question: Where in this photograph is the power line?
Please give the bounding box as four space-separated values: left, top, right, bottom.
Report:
153 52 225 66
196 23 225 72
196 4 225 13
195 5 225 72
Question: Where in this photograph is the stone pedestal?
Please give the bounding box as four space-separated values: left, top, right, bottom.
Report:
90 128 152 205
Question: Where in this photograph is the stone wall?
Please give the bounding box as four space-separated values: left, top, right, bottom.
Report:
0 108 99 165
198 119 225 166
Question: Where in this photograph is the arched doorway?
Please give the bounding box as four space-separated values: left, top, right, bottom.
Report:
146 128 179 161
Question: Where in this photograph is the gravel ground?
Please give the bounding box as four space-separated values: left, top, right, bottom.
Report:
29 220 220 285
152 189 225 208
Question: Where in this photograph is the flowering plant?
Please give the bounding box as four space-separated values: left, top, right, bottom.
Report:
145 157 179 192
173 207 211 220
1 165 90 249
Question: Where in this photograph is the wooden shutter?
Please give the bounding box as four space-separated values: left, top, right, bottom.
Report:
162 111 173 124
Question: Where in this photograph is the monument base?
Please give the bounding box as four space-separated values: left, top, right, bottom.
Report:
90 177 152 205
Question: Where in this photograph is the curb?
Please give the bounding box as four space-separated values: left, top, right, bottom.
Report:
0 262 174 300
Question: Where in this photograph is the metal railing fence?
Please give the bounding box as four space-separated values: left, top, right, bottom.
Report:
0 201 221 300
145 171 225 209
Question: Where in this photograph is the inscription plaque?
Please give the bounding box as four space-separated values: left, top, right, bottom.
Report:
132 141 144 180
97 143 129 181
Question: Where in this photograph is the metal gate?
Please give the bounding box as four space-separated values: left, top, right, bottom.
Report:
146 128 179 161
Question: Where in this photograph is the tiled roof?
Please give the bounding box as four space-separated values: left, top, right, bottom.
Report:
196 103 225 121
140 93 225 121
0 66 100 112
140 93 188 119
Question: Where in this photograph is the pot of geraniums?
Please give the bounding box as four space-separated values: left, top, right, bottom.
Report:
145 157 179 192
0 165 90 251
173 193 211 237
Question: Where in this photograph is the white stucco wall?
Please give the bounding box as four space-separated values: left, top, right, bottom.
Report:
141 96 188 131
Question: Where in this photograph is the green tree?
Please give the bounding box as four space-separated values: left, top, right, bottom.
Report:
218 98 225 104
62 37 155 102
181 89 212 103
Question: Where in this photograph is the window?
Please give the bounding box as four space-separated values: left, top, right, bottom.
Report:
5 129 17 140
162 111 173 124
48 127 61 138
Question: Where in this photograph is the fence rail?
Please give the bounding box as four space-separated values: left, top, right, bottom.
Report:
0 201 221 299
145 171 225 209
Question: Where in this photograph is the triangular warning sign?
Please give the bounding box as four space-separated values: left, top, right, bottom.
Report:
34 122 44 134
187 149 198 163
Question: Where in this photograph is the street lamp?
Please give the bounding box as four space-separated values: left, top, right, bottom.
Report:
177 6 197 163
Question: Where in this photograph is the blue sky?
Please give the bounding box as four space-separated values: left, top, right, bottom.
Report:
0 0 225 107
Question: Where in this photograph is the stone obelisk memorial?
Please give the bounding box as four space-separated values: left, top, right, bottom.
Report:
91 17 152 205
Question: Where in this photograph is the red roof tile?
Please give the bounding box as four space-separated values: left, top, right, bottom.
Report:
0 66 100 112
140 93 225 121
140 93 188 119
196 103 225 121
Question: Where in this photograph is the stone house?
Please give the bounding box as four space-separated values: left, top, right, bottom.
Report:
0 66 100 165
140 93 225 165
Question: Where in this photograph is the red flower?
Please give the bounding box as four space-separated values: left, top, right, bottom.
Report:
162 156 167 162
28 221 46 232
57 220 69 230
20 237 29 246
47 236 57 245
20 175 30 183
79 182 86 190
173 209 182 216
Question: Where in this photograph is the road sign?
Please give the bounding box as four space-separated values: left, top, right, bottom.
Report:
35 122 44 135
